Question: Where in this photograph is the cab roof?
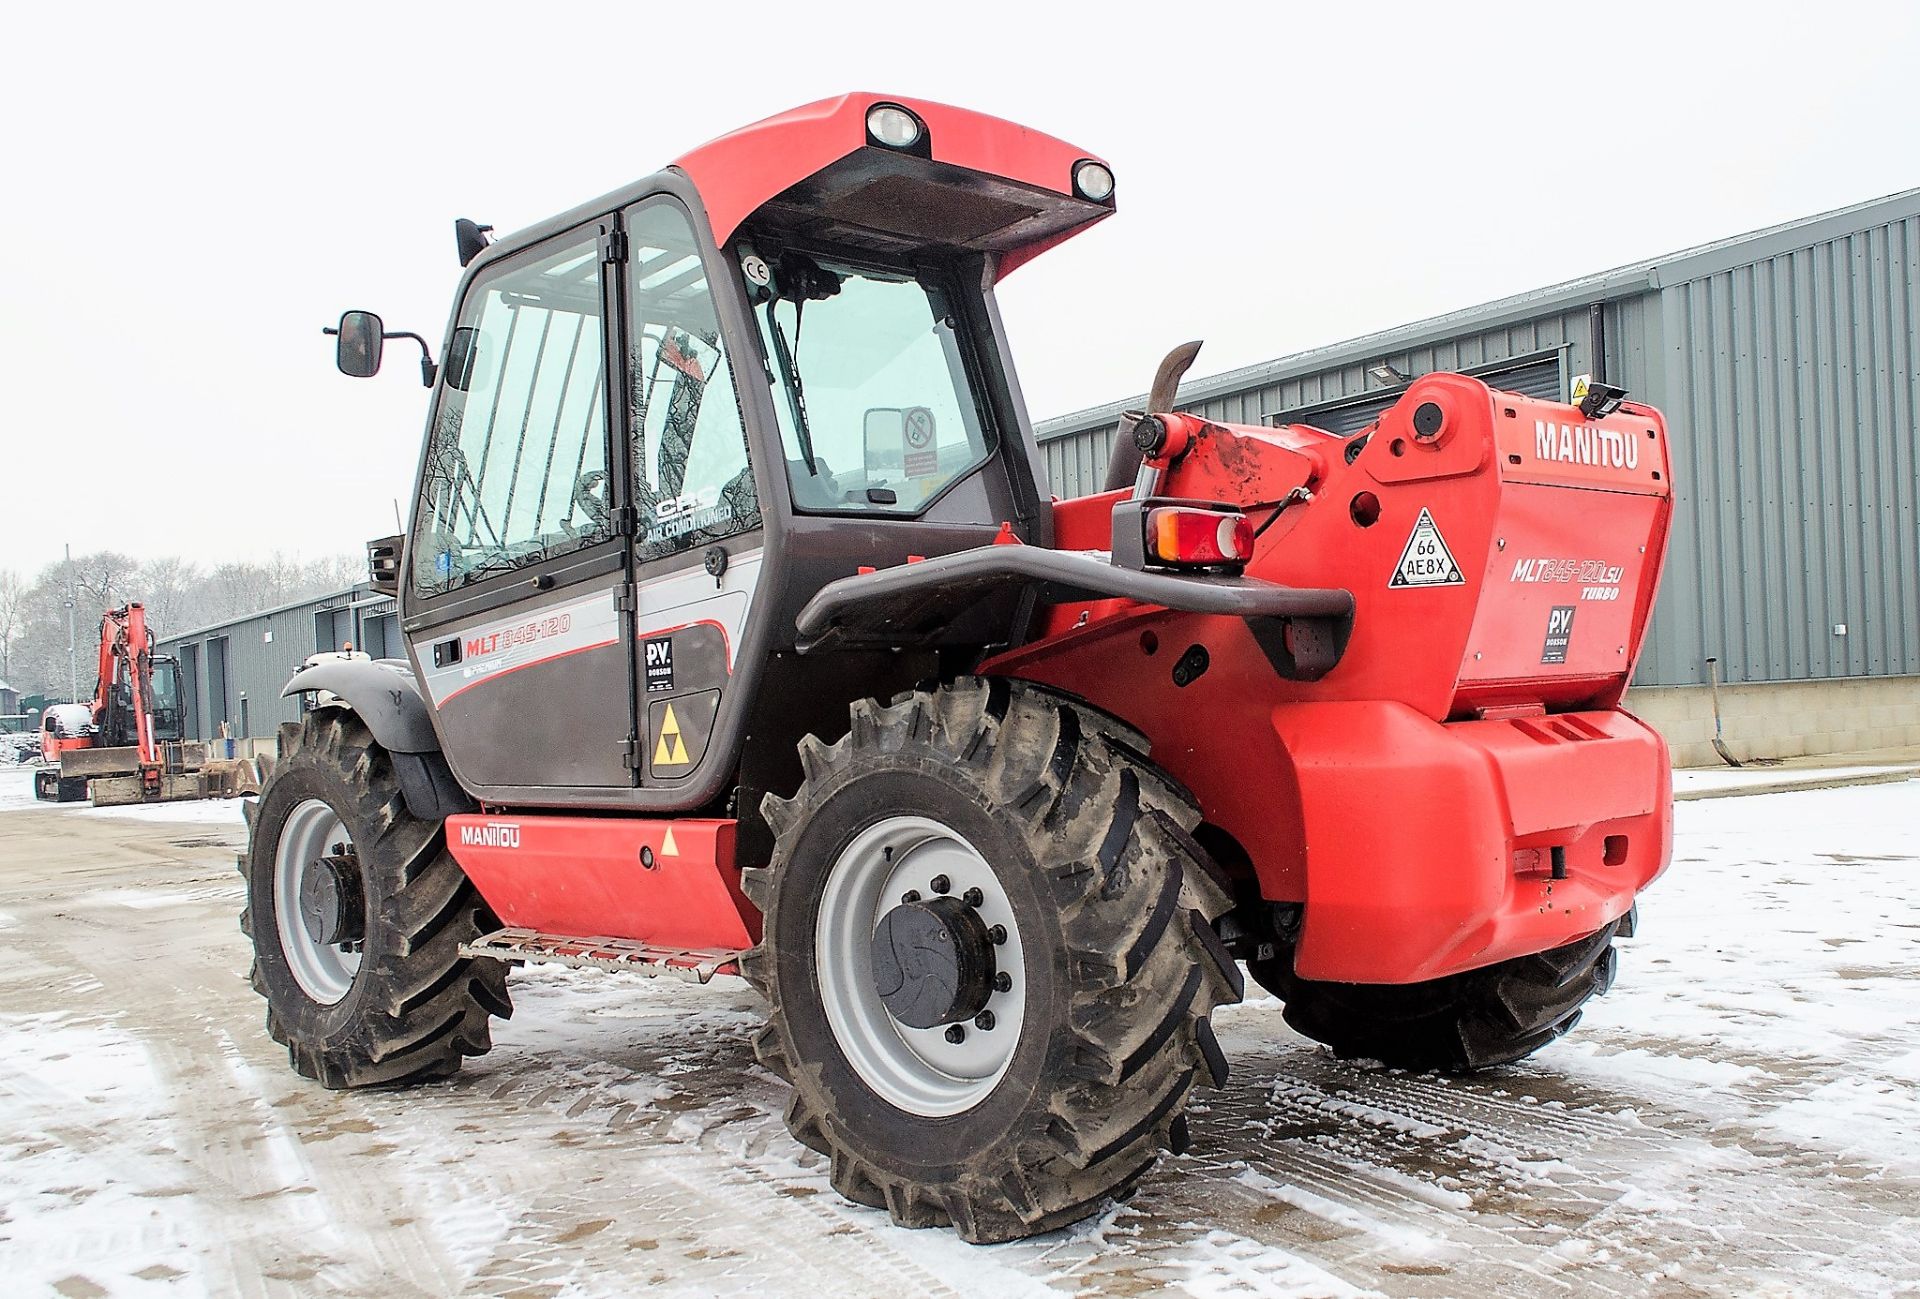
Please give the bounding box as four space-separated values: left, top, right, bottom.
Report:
671 93 1112 277
470 94 1113 282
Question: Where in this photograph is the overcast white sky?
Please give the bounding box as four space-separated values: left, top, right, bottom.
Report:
5 1 1918 578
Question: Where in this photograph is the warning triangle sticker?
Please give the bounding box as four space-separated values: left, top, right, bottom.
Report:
1389 508 1465 588
660 825 679 857
653 703 691 767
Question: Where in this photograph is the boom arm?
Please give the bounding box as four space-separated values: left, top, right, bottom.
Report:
92 604 161 764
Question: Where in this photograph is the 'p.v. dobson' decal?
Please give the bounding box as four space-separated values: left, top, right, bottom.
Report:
1541 606 1577 664
1389 508 1464 588
644 637 674 693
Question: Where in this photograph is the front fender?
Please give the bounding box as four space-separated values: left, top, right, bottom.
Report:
281 658 440 754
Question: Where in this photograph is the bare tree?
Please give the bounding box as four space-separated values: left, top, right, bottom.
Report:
138 556 204 638
70 550 140 609
1 551 362 696
0 569 23 682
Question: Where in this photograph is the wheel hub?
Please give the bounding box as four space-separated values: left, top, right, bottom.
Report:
273 798 363 1004
869 896 995 1029
299 851 365 947
816 815 1027 1117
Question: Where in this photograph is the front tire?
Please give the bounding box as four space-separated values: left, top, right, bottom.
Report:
742 678 1242 1243
1249 917 1626 1072
240 710 510 1087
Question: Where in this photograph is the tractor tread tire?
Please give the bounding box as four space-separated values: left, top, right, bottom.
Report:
239 710 509 1089
1250 917 1627 1073
743 677 1238 1244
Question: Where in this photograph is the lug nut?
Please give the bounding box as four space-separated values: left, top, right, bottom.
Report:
930 875 951 894
993 972 1012 993
975 1011 996 1031
962 887 984 907
901 890 921 904
944 1025 966 1044
989 924 1008 945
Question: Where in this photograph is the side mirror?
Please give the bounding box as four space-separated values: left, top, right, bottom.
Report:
862 407 904 482
863 405 938 479
333 310 385 378
324 311 439 387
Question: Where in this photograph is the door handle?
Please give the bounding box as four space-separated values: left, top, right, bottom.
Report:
433 638 462 668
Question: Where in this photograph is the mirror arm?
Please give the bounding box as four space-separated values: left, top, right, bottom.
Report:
385 331 438 387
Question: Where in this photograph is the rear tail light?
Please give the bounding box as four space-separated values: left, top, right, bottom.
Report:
1146 507 1254 567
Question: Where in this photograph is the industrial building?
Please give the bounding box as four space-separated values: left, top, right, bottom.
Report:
161 189 1919 766
157 585 396 747
1039 187 1920 764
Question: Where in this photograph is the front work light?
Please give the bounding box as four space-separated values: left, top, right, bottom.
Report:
866 105 923 149
1073 160 1116 201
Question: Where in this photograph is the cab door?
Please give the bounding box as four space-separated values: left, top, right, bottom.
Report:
617 199 767 790
402 220 637 792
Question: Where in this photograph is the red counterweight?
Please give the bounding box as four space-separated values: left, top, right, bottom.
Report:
986 374 1674 983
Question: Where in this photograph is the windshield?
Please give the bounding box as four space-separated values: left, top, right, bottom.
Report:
149 658 184 740
746 249 993 513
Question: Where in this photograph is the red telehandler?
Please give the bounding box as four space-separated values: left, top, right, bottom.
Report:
34 603 214 805
247 94 1674 1242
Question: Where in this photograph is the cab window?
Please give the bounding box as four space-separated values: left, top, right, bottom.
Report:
746 247 993 514
625 202 760 559
412 232 610 596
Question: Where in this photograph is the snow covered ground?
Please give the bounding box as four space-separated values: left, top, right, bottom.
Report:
0 770 1914 1297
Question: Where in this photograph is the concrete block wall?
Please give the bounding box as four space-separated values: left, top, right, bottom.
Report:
1625 675 1920 768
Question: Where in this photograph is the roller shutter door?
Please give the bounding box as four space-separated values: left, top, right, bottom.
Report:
1278 356 1564 436
1479 357 1563 402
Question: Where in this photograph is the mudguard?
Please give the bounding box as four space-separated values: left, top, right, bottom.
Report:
281 658 440 754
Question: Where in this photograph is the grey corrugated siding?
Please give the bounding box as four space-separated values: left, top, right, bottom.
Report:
1033 196 1920 690
1041 307 1604 498
158 587 397 738
1643 213 1920 685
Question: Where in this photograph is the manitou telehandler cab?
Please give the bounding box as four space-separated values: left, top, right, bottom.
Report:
249 93 1674 1242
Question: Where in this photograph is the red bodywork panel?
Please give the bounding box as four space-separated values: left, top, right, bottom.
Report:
446 815 758 951
670 92 1109 276
986 374 1676 983
39 731 91 767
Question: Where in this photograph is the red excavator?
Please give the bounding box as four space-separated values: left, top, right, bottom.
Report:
248 93 1675 1243
34 603 212 805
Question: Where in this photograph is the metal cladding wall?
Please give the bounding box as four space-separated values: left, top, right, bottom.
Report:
1035 190 1920 689
157 586 399 739
1643 214 1920 685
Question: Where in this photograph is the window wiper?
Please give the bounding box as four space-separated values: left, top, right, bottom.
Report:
763 299 818 476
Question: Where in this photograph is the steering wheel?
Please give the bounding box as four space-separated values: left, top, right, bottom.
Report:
570 470 611 532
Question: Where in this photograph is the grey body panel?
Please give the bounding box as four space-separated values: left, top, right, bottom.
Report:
280 659 439 753
411 572 633 790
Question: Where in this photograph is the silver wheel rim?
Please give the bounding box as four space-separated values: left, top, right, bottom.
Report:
816 814 1026 1117
273 797 362 1004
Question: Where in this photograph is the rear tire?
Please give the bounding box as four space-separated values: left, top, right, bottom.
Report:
240 710 510 1088
742 677 1242 1243
1249 918 1625 1073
